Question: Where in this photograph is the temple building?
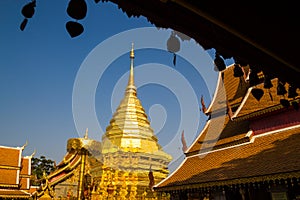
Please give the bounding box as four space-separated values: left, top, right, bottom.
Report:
0 142 34 199
154 64 300 200
95 44 172 199
35 130 102 200
36 45 172 200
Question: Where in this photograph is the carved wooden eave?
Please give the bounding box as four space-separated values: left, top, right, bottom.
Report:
100 0 300 88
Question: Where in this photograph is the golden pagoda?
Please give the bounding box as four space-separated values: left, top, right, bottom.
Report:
96 44 172 200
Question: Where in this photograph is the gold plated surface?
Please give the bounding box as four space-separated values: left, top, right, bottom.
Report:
98 45 172 199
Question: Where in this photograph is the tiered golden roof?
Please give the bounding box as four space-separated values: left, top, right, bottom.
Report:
102 44 171 159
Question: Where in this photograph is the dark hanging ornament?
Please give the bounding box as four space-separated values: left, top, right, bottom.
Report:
277 81 287 96
251 88 264 101
288 84 298 99
21 0 36 18
167 31 180 66
233 64 244 77
249 70 260 87
20 0 36 31
233 57 248 67
66 21 84 38
263 75 273 89
214 52 226 71
173 53 177 66
20 18 28 31
67 0 87 20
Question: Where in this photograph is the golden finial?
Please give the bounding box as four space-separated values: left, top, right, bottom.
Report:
130 42 134 59
30 149 36 158
84 128 88 139
21 140 28 150
127 43 136 89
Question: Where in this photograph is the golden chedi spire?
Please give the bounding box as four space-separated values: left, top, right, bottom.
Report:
99 44 172 199
126 42 136 93
102 44 171 158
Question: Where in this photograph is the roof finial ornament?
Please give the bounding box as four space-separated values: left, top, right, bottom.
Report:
84 128 88 139
130 42 134 59
127 43 136 90
29 149 36 158
21 140 28 150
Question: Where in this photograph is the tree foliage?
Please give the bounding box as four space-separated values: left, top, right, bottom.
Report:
31 155 56 186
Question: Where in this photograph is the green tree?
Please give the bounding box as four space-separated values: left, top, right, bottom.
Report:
31 155 56 186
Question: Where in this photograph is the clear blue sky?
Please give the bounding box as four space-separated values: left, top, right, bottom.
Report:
0 0 233 172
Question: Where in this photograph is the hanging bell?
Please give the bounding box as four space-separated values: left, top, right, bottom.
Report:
66 21 84 38
20 0 36 31
277 81 287 96
233 64 244 77
167 31 180 53
263 75 273 89
167 31 180 66
233 57 247 67
67 0 87 20
21 0 36 19
287 84 298 99
214 52 226 71
249 70 260 87
251 88 264 101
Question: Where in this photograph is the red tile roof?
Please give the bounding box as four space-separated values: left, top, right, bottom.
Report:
0 146 21 167
233 78 300 120
187 115 250 156
155 125 300 191
155 65 300 192
206 65 249 114
0 144 33 198
19 157 31 190
0 169 19 185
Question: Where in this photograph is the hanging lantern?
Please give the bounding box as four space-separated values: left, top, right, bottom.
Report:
214 52 226 71
277 80 287 96
287 84 298 99
67 0 87 20
251 88 264 101
66 21 84 38
20 0 36 31
233 64 244 77
167 31 180 66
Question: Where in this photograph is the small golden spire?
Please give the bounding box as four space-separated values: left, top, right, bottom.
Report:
21 140 28 150
84 128 88 139
30 149 36 158
130 42 134 59
127 43 136 90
